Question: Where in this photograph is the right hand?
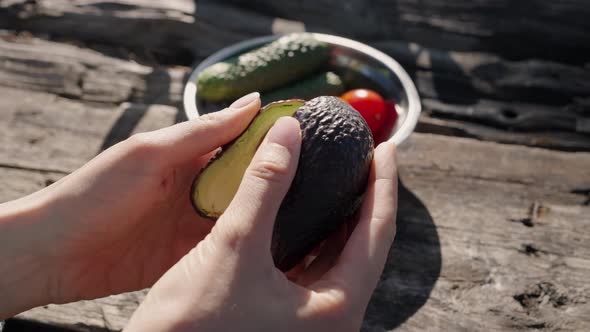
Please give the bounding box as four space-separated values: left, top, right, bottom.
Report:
125 116 399 332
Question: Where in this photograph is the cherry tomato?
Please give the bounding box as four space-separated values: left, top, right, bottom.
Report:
340 89 386 137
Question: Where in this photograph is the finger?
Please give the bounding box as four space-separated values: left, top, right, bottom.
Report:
313 142 398 302
130 92 261 165
295 222 348 287
216 117 301 254
178 148 219 182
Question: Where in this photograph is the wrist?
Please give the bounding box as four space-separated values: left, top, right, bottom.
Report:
0 190 58 318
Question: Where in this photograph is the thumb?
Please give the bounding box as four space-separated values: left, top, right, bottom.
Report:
124 92 261 166
215 116 301 254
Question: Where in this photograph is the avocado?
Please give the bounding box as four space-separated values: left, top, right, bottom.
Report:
191 96 374 271
197 33 330 102
261 72 345 106
192 100 305 218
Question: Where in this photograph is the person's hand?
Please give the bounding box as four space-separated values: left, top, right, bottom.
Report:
125 117 398 332
0 93 262 317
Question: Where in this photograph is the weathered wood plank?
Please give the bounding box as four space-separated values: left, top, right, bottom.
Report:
0 0 248 61
2 88 589 331
3 28 588 121
1 1 588 107
14 292 146 332
379 41 590 108
240 0 590 65
5 134 589 331
1 0 588 65
417 115 590 152
1 29 588 152
0 0 588 331
0 87 177 173
421 99 583 133
374 166 590 332
1 1 589 111
0 167 64 203
400 135 590 194
0 31 187 105
2 85 588 191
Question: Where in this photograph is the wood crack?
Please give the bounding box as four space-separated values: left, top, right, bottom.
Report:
0 163 69 175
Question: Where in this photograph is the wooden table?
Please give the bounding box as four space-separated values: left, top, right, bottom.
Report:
1 1 589 331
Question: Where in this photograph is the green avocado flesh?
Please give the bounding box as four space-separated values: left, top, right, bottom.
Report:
191 96 374 271
192 101 305 218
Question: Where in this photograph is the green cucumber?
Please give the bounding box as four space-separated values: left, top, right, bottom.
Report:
261 72 345 105
197 33 330 102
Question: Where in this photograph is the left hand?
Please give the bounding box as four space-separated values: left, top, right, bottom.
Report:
0 93 261 317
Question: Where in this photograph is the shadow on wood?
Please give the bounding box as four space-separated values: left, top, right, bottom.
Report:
99 69 188 152
363 178 441 331
99 104 149 152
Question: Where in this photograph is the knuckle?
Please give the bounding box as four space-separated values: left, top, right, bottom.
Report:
247 143 293 183
126 132 158 155
248 157 290 184
316 288 359 323
194 113 218 130
123 133 164 171
374 175 396 186
214 218 250 251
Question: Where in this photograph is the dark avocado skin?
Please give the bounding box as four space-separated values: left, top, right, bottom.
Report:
190 96 374 271
272 96 374 271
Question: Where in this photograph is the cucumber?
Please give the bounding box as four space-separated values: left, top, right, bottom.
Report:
261 72 345 105
197 33 330 102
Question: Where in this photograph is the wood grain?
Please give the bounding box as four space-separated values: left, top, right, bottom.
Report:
375 40 590 106
237 0 590 65
1 1 588 107
0 1 589 330
14 292 146 332
1 88 588 330
0 31 186 106
0 29 588 151
0 167 64 203
417 115 590 152
0 87 177 173
1 0 588 64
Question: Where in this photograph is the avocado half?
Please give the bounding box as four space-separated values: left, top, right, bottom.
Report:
191 96 374 271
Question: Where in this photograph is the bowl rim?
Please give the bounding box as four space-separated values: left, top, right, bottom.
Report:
183 32 421 146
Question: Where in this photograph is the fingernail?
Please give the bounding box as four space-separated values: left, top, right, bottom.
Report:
230 92 260 109
267 117 301 149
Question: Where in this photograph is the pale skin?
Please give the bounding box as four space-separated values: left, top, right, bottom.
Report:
0 92 398 331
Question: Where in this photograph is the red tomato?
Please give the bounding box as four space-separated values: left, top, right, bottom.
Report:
340 89 386 137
